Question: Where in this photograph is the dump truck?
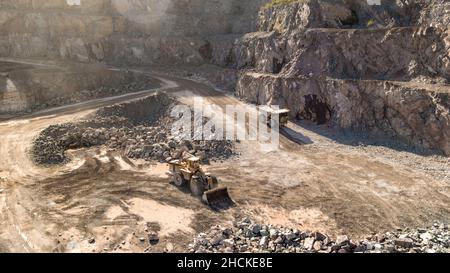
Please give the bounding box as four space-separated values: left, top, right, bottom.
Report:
167 157 233 208
258 106 290 128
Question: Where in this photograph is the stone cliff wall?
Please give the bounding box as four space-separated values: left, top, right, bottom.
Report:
237 73 450 155
0 61 157 113
233 0 450 82
234 0 450 155
0 0 269 64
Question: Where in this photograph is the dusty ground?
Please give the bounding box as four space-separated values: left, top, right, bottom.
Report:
0 59 449 253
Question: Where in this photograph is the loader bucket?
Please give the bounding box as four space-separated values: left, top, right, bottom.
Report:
202 186 234 209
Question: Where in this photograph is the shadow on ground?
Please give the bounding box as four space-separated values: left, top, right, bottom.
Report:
291 119 444 157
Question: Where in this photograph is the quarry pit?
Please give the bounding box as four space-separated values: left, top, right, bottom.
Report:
0 0 449 254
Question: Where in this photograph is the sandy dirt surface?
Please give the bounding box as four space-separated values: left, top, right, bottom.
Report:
0 59 449 252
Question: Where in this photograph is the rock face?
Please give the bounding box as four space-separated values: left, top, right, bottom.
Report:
237 74 450 155
0 0 268 65
418 0 450 28
232 0 450 156
189 218 450 253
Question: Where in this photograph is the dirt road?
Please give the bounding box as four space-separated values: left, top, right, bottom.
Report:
0 59 449 252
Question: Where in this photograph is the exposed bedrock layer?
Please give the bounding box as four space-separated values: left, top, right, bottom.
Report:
258 0 450 31
237 73 450 155
0 61 159 113
235 27 450 82
233 0 450 155
0 0 268 65
233 1 450 82
0 0 448 68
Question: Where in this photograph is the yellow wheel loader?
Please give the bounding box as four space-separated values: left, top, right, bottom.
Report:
167 157 233 208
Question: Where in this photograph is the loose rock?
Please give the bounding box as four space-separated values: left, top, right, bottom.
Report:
189 218 450 253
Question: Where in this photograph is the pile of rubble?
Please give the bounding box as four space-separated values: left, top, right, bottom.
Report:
33 123 82 164
189 218 450 253
32 93 235 165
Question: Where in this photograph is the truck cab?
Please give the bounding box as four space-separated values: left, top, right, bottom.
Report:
258 106 290 127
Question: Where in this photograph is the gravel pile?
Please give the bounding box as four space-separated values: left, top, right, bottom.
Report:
32 92 235 165
189 218 450 253
33 124 84 164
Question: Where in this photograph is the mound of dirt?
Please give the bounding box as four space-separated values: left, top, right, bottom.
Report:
31 92 235 165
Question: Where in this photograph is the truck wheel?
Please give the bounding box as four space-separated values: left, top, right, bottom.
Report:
174 173 186 187
190 177 205 197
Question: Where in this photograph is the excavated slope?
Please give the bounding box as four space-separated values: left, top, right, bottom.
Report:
234 0 450 155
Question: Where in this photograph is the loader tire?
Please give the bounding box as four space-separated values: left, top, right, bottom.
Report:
190 177 204 197
174 173 186 187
